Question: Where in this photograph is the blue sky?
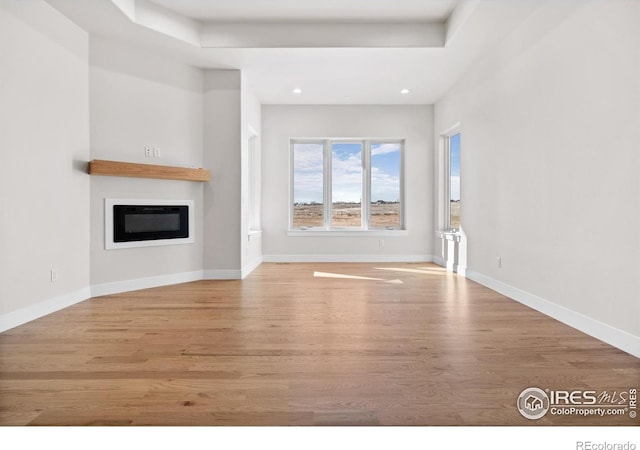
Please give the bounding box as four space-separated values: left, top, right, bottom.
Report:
450 133 460 201
293 142 401 204
370 143 401 202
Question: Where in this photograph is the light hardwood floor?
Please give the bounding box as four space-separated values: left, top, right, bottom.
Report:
1 263 638 426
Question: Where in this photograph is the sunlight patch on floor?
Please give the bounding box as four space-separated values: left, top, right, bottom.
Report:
313 271 403 284
374 267 447 275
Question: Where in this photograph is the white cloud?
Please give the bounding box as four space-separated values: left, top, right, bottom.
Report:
371 171 400 202
331 153 362 202
450 175 460 200
371 143 400 156
293 143 323 172
294 144 402 203
294 170 323 203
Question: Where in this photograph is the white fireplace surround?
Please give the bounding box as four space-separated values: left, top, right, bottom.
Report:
104 198 195 250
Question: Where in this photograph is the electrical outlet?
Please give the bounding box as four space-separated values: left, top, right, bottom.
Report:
153 147 161 158
496 257 502 269
145 146 152 157
379 239 385 248
50 268 58 282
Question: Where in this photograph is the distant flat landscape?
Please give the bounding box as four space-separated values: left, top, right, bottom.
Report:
294 202 400 228
450 200 460 229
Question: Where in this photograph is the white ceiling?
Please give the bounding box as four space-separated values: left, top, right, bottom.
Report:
146 0 459 23
46 0 545 105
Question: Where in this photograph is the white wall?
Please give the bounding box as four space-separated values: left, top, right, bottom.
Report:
262 105 433 260
202 70 243 277
434 1 640 353
89 37 204 290
0 1 90 327
0 5 261 329
241 73 263 274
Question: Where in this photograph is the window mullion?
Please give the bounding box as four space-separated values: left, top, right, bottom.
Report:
401 141 406 230
324 140 331 230
444 137 451 230
363 140 371 230
290 140 295 230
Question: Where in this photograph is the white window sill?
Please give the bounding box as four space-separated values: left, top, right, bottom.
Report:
248 230 263 241
288 229 408 237
436 230 461 242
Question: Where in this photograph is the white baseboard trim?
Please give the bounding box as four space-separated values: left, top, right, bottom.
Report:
0 287 91 333
432 256 466 275
466 269 640 359
91 271 204 297
432 256 446 267
263 254 434 263
241 258 263 279
2 268 243 331
202 269 242 280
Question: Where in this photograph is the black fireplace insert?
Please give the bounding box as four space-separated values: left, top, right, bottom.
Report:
113 205 189 242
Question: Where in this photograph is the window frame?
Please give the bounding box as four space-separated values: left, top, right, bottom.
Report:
368 139 406 231
442 124 461 232
290 138 405 233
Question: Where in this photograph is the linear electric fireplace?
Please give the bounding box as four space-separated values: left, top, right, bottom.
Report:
105 199 194 249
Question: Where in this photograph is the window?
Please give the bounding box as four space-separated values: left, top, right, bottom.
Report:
370 142 402 228
292 142 324 229
331 142 363 227
291 139 404 231
445 132 461 230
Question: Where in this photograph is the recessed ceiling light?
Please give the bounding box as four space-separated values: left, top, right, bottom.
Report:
292 88 302 94
400 88 410 95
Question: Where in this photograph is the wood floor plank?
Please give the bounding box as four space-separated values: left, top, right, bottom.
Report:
1 263 638 426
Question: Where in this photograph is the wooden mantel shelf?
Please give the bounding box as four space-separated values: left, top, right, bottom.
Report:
88 159 210 182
